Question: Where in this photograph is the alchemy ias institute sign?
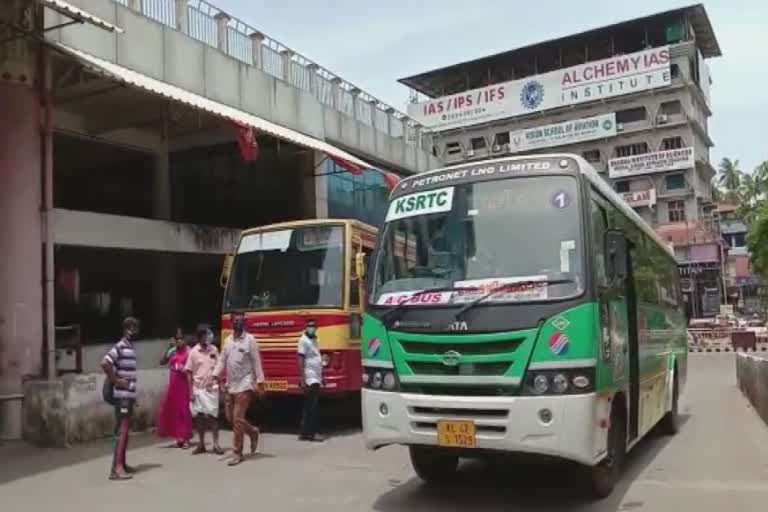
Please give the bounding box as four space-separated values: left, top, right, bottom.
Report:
408 46 671 130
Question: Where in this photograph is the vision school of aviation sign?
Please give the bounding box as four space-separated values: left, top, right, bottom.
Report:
509 113 616 153
407 46 671 131
608 147 695 179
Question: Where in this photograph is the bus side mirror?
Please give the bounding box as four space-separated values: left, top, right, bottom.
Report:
605 230 627 281
220 254 234 288
355 252 366 280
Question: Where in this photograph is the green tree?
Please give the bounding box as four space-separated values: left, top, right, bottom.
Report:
718 157 742 203
747 202 768 279
738 173 762 223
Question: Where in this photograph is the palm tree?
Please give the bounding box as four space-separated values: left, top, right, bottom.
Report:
739 173 761 224
718 157 742 203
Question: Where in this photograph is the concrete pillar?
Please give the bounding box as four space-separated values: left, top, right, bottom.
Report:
280 50 294 83
128 0 143 12
368 100 377 127
152 255 178 338
330 77 342 111
249 31 265 69
385 107 395 136
306 63 319 98
0 83 44 440
413 123 423 150
174 0 189 33
214 12 230 54
350 87 361 121
153 147 171 220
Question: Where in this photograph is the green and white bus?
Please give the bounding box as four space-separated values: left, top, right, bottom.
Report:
359 154 687 498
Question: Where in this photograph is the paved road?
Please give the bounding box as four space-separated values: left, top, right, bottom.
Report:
2 353 768 511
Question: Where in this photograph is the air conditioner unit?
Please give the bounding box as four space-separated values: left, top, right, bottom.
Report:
657 114 669 124
616 123 625 132
492 144 502 152
466 149 475 158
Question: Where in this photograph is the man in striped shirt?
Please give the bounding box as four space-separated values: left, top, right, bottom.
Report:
101 317 140 481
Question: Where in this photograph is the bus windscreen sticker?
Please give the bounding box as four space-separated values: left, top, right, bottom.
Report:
551 190 571 209
560 240 576 273
386 187 454 222
376 291 453 306
453 276 548 303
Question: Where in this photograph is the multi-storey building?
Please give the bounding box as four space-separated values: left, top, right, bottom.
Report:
400 4 723 316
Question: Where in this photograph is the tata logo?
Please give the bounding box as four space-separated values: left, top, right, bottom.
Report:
447 320 468 332
441 350 461 367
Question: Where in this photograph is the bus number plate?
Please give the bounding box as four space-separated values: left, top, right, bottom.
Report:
263 380 289 392
437 420 476 448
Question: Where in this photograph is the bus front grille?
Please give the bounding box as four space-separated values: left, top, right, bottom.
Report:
399 338 523 356
407 361 512 376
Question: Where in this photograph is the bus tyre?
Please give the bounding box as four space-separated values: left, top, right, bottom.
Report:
586 407 626 500
659 372 679 436
409 446 458 485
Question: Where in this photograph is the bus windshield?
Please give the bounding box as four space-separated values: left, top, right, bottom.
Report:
224 224 345 311
371 175 584 306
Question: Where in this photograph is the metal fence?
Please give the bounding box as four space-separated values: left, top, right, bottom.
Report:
736 353 768 426
113 0 418 144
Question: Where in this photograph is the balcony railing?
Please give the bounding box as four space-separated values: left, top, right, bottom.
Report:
113 0 421 146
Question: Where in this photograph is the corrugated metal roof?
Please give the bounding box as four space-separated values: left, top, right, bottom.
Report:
39 0 123 33
52 43 371 170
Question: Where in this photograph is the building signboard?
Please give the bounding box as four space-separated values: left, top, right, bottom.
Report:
621 189 657 207
407 46 671 130
608 147 695 179
509 113 616 153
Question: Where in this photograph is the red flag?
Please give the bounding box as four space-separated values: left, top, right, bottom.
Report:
230 120 259 162
328 154 365 175
382 171 401 191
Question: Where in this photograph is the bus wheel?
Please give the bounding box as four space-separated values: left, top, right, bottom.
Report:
409 446 458 485
659 371 679 436
586 407 626 499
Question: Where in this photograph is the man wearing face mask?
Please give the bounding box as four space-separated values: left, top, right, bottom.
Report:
297 318 323 442
101 317 140 480
214 312 264 466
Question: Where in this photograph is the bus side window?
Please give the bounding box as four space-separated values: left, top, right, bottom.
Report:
590 198 608 287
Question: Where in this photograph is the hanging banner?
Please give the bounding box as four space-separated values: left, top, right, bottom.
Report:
621 189 657 207
509 113 616 153
609 147 694 178
407 46 671 131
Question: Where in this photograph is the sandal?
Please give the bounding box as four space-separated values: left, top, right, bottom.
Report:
227 455 244 467
250 430 260 454
192 445 207 455
212 445 225 456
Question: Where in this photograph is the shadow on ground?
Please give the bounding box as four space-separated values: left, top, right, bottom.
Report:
373 415 690 512
0 432 160 486
249 394 362 439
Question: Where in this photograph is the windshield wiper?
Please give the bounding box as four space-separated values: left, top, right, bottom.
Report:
380 286 464 327
453 278 574 320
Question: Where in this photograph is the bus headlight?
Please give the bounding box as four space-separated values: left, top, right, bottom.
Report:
321 353 330 367
552 373 569 394
524 368 595 396
532 374 549 395
363 367 399 392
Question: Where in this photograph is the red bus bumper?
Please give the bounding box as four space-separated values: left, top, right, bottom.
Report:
260 348 361 396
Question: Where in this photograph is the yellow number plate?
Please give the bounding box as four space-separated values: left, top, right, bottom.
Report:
436 420 476 448
263 380 289 392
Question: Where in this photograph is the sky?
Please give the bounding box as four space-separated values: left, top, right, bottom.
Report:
214 0 768 173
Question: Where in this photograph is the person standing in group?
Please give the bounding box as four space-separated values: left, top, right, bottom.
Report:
185 324 224 455
297 318 324 442
214 312 264 466
101 317 140 481
159 327 184 366
156 329 193 448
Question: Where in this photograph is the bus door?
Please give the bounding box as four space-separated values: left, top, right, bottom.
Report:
624 245 640 442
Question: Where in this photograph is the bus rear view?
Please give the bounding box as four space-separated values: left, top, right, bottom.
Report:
361 155 686 498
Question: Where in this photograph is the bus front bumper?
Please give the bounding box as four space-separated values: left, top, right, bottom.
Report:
362 389 605 466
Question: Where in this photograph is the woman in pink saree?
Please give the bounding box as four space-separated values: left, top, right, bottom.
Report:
156 332 193 447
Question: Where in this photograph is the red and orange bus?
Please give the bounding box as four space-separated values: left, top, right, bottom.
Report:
220 219 376 395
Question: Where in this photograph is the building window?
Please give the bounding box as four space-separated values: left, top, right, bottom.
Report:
616 107 647 124
326 163 390 226
582 149 601 163
660 100 682 116
615 142 649 158
671 64 680 79
493 132 510 146
615 180 630 193
668 200 686 222
470 137 487 150
661 136 684 150
665 174 686 190
445 142 462 156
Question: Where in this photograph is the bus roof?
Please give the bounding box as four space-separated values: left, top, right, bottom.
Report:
393 154 675 259
240 218 377 237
